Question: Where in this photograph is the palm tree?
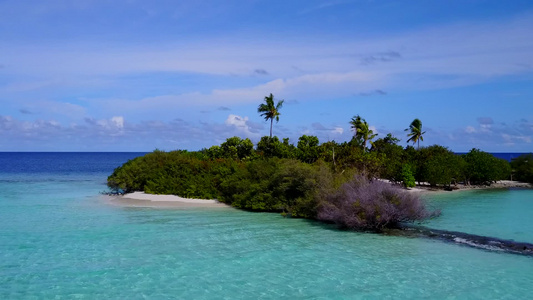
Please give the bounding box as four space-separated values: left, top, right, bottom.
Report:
257 93 284 138
350 115 377 151
405 118 426 149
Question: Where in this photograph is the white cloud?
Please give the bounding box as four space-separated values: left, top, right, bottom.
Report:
85 116 125 132
465 126 476 133
111 116 124 129
224 114 260 138
502 133 532 144
332 127 344 135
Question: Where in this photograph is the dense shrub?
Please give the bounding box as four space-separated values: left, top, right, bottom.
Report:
317 175 440 230
218 158 335 217
203 137 255 160
399 164 416 188
371 134 405 181
417 145 465 186
256 136 297 158
107 150 242 199
463 149 511 185
107 149 172 193
511 153 533 183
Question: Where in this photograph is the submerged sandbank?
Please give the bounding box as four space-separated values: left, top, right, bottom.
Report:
107 191 229 208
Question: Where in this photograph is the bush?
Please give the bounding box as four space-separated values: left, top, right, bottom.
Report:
511 153 533 183
463 149 510 185
296 135 320 163
107 150 242 199
218 158 335 217
317 175 440 230
400 164 416 188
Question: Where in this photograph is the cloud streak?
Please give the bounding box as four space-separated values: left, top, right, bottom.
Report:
2 12 532 96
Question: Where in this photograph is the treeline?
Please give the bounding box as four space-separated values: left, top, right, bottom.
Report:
107 134 527 198
202 134 514 187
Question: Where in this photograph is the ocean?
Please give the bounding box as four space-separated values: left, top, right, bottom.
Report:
455 152 531 162
1 152 532 299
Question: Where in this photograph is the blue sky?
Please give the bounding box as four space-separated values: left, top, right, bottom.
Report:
1 0 532 152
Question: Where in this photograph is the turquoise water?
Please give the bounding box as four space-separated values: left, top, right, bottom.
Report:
1 153 532 299
424 189 533 243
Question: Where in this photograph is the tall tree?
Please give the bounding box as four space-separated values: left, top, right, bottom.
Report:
405 118 426 149
350 115 377 151
257 93 284 138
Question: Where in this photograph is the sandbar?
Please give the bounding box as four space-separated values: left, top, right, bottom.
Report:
107 191 229 208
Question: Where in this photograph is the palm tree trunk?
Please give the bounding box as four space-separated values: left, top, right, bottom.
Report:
270 118 273 138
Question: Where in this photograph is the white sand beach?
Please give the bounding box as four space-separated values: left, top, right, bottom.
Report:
406 180 532 194
107 191 229 208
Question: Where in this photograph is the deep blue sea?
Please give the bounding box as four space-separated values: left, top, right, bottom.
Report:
491 152 532 162
455 152 531 162
1 152 532 299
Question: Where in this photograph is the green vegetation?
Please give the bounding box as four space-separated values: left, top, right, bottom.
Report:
107 149 240 199
350 115 378 151
405 118 426 149
399 164 416 188
218 158 338 217
463 149 511 185
257 93 284 138
511 153 533 183
107 97 522 231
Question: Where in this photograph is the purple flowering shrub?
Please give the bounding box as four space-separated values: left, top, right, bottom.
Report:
317 175 440 230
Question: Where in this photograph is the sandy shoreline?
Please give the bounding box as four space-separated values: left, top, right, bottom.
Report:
406 180 532 194
106 191 229 208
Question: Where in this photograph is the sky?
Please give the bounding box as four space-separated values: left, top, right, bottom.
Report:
1 0 532 152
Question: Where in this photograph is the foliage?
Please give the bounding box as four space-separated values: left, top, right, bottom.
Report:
257 93 284 138
405 118 426 149
334 143 384 177
463 149 511 185
510 153 533 183
108 135 515 203
316 140 338 167
218 158 335 217
350 115 377 151
205 137 255 160
256 136 295 158
400 164 416 188
317 175 440 230
296 135 320 163
370 134 405 181
220 136 254 160
107 150 241 199
417 145 464 186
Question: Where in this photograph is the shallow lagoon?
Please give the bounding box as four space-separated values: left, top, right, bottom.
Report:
1 153 532 299
424 188 533 243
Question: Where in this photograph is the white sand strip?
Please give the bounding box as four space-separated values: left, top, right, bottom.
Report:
123 191 221 203
108 192 228 208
